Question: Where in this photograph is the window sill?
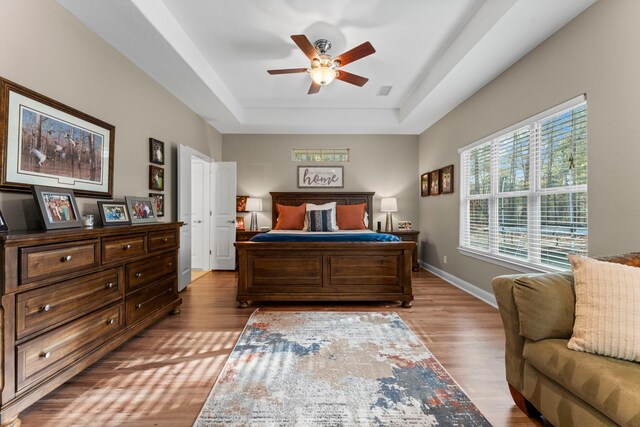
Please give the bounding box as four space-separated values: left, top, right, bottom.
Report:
457 247 568 274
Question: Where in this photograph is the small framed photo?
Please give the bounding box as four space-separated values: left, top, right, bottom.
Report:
149 193 165 217
236 216 245 230
125 196 158 224
398 221 412 231
236 195 248 212
149 165 164 191
440 164 454 194
149 138 165 165
429 170 440 196
421 173 429 197
0 210 9 231
97 201 131 226
32 185 82 230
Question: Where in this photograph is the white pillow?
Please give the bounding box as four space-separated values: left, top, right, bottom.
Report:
306 202 339 231
567 254 640 362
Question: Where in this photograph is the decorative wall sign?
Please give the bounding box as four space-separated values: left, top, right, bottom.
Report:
297 166 344 188
0 77 115 198
440 164 454 194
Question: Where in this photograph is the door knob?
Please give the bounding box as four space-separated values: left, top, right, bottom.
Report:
227 220 236 224
194 220 202 224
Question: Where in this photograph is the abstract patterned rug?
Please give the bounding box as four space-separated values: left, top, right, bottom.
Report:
194 311 490 426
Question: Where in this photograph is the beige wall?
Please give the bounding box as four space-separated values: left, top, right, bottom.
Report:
0 0 222 229
419 0 640 293
223 134 419 231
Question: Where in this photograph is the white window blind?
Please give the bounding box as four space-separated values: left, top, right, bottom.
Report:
459 96 587 271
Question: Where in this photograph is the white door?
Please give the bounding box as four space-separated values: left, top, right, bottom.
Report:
211 162 236 270
191 157 210 270
178 144 213 291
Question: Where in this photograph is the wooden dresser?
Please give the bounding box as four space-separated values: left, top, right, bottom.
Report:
0 223 181 427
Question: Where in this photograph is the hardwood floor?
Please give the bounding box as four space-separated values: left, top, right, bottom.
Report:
20 269 542 426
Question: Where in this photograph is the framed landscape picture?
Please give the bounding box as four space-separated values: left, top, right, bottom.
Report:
125 196 158 224
440 164 454 194
149 165 164 191
421 173 429 197
97 201 131 226
149 192 164 217
0 77 115 198
429 170 440 196
32 185 82 230
149 138 164 165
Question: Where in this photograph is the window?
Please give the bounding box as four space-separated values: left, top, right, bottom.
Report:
292 149 349 162
459 96 587 271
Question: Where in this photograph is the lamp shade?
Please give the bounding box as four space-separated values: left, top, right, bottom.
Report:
246 197 262 212
380 198 398 212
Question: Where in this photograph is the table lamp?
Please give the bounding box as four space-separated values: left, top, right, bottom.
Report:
246 197 262 231
380 198 397 232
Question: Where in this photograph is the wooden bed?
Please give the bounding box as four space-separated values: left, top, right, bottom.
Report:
235 191 414 308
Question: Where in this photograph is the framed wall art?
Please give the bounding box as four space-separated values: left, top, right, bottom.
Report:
149 192 164 217
125 196 158 224
429 170 440 196
440 164 454 194
149 165 164 191
0 77 115 198
236 195 248 212
297 166 343 188
32 185 82 230
149 138 164 165
421 173 429 197
236 216 245 230
97 200 131 226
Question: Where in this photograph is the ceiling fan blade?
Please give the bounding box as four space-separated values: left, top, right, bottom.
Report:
334 41 375 67
308 81 321 95
291 34 319 61
335 71 369 87
267 68 308 75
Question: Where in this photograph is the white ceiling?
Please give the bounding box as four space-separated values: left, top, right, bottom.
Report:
58 0 595 135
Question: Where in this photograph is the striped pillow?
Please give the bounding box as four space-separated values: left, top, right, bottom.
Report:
567 255 640 362
304 209 334 232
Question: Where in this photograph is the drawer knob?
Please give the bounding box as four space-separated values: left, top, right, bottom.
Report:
107 319 116 325
162 238 168 243
63 255 73 262
135 273 142 278
105 282 115 289
40 351 51 359
167 262 173 267
41 304 52 312
124 244 132 250
135 303 143 309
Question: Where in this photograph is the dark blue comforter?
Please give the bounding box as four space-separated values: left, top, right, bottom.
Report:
250 232 401 243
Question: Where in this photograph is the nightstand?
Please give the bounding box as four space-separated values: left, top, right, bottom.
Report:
377 230 420 272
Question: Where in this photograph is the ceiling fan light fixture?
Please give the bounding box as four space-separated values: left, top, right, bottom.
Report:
310 66 336 86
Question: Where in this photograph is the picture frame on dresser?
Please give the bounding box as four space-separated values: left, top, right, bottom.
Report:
97 200 131 226
149 193 164 217
0 209 8 231
125 196 158 224
0 77 115 198
31 185 82 230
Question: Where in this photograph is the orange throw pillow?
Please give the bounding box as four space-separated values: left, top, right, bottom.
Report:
336 203 367 230
274 203 306 230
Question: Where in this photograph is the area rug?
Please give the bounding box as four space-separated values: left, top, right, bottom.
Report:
194 311 490 426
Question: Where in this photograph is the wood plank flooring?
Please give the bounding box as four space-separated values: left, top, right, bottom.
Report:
20 269 542 426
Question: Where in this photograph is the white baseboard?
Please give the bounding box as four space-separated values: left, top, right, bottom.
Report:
418 261 497 309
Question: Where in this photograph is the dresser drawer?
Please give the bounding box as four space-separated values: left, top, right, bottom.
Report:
126 278 176 326
126 252 176 293
149 229 178 252
102 234 147 264
16 268 124 340
16 303 124 392
20 240 100 285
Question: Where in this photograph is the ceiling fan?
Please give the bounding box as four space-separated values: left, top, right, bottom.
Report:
268 34 376 94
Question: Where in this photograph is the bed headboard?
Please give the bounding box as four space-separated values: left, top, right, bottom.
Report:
270 191 375 230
